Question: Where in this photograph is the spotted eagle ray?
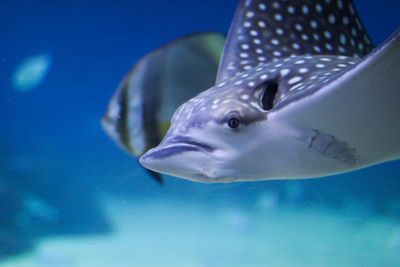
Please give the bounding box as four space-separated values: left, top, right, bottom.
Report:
139 0 400 183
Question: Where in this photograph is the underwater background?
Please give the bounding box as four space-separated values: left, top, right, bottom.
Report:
1 0 400 266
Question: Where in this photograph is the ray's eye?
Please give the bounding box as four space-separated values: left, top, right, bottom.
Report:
227 117 240 129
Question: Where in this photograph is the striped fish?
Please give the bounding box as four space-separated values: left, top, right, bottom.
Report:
102 33 225 183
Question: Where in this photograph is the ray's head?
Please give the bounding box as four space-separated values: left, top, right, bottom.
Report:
139 53 359 182
139 74 279 182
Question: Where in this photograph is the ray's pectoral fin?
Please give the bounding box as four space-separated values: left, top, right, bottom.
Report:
280 29 400 168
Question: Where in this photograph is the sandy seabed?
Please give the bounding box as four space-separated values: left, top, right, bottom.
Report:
1 196 399 267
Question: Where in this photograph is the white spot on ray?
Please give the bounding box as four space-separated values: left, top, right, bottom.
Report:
258 21 266 28
289 82 304 91
295 24 303 31
310 20 318 28
280 68 290 77
241 94 250 100
258 3 267 10
299 67 308 73
324 31 332 39
246 11 255 18
250 30 258 36
356 18 363 30
272 2 280 8
302 5 309 14
292 43 300 50
287 6 295 14
315 4 322 13
349 3 355 15
216 81 226 87
271 39 280 45
235 80 243 85
364 35 371 45
274 14 283 21
342 16 349 25
328 14 336 24
288 76 302 84
340 34 347 44
276 28 284 35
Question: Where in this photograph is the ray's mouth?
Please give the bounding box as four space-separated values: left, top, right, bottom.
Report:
140 136 214 161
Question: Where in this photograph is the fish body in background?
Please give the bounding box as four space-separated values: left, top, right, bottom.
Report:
12 53 52 92
139 0 400 183
102 33 226 183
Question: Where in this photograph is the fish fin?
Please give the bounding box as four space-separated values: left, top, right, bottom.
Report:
216 0 375 82
277 29 400 167
146 169 164 185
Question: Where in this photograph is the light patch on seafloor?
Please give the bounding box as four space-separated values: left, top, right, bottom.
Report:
12 54 52 92
256 189 279 209
1 197 399 267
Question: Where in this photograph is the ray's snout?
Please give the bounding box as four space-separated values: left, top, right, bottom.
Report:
139 135 214 177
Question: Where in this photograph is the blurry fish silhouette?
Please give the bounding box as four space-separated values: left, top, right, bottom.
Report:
140 0 400 182
12 53 52 92
102 33 225 184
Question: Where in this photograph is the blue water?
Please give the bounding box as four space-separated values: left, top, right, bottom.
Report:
1 0 399 266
